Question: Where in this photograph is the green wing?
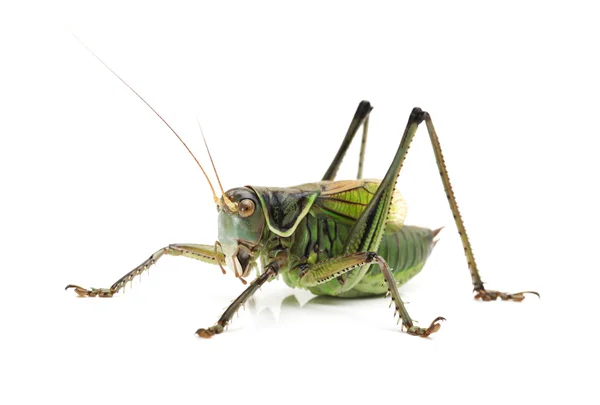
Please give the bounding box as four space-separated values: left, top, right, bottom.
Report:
300 180 407 233
249 180 407 238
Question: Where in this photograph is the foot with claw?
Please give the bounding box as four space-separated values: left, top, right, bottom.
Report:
405 316 446 337
65 284 115 297
196 323 225 339
474 289 539 302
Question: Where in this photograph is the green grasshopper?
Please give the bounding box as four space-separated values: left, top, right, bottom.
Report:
66 47 538 338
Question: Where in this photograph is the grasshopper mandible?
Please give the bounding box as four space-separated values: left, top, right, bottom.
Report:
66 45 538 338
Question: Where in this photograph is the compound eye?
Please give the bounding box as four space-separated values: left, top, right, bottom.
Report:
239 199 255 218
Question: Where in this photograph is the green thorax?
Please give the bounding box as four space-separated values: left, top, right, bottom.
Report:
249 180 422 296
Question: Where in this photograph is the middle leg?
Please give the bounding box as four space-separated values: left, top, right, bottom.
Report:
297 252 444 337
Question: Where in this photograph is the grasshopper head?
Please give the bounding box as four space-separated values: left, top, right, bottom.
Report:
217 187 265 280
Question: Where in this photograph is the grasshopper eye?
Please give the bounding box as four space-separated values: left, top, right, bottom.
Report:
239 199 255 218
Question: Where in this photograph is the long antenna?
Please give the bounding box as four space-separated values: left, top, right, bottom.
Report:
73 34 221 204
196 119 237 211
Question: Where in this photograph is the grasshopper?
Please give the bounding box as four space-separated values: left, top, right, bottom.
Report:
66 46 537 338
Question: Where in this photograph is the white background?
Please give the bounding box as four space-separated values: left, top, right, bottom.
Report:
1 1 599 404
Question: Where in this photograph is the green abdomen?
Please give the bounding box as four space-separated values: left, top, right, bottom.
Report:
346 226 436 297
284 213 437 297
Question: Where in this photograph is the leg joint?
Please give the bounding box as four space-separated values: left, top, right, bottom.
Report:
410 107 427 124
365 251 379 263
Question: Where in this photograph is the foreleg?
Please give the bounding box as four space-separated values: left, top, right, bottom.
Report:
196 265 278 338
65 243 224 297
